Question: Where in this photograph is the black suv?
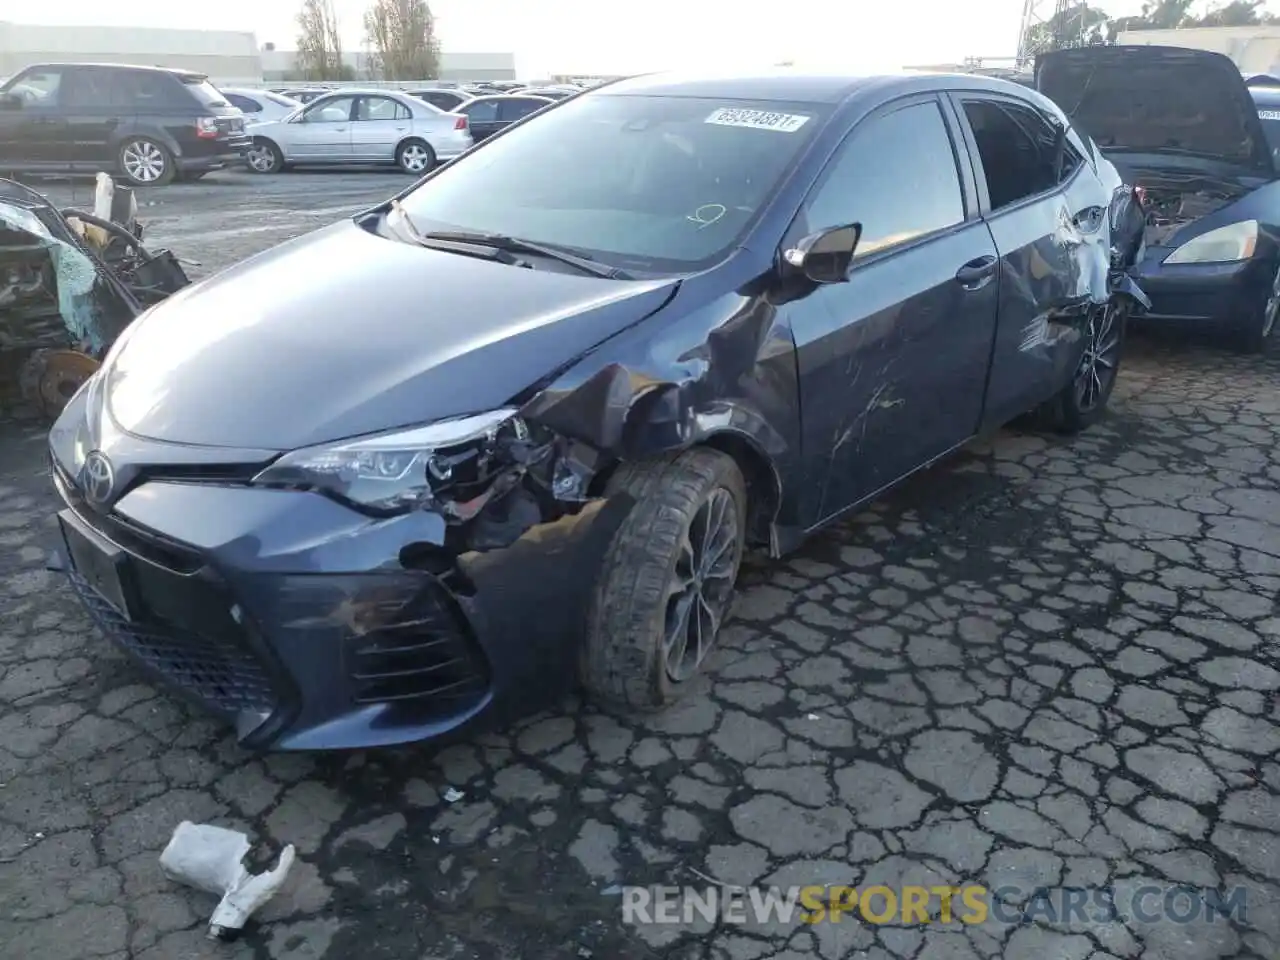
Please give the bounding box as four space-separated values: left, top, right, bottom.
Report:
0 63 249 186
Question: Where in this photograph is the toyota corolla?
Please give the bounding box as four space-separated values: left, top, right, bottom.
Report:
48 69 1144 750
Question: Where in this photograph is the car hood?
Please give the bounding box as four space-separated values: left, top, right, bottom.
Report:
1037 45 1275 178
102 220 679 449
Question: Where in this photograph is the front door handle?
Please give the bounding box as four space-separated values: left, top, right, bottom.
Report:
955 255 997 290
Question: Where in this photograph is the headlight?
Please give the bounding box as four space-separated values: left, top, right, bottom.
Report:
1164 220 1258 264
252 408 539 514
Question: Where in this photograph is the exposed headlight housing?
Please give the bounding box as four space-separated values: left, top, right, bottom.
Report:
251 408 547 516
1164 220 1258 264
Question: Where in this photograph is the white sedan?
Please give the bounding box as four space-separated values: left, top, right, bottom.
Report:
243 89 473 175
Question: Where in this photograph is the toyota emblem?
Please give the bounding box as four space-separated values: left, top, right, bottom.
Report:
82 451 115 506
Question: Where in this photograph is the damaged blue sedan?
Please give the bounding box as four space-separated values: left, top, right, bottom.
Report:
47 69 1148 750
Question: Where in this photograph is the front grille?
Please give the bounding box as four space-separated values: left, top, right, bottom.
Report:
348 584 488 708
53 463 202 574
68 568 277 716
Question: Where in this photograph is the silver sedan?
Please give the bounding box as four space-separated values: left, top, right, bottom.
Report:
244 89 473 175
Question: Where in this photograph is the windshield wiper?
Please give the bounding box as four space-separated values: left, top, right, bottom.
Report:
422 230 632 280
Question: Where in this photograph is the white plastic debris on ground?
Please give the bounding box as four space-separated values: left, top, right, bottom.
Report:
159 821 297 939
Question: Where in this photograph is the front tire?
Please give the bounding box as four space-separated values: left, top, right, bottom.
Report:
117 137 173 186
396 138 435 175
1235 265 1280 354
1045 299 1126 433
246 138 284 174
582 448 747 710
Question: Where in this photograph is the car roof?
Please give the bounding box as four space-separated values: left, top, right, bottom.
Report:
19 61 205 79
468 93 554 102
310 88 413 98
592 67 1039 104
1251 86 1280 105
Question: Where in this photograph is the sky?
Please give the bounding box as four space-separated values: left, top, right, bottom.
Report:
0 0 1246 77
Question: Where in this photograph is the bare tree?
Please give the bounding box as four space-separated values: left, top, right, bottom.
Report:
296 0 349 81
364 0 441 81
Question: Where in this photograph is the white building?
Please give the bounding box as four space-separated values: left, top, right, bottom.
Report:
1117 25 1280 75
0 21 516 86
259 47 516 83
0 21 263 85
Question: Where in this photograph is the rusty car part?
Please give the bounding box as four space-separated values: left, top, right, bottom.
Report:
18 348 101 418
0 176 189 417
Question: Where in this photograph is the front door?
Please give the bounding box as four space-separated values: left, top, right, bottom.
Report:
351 95 410 162
286 95 355 161
787 96 1001 527
0 66 67 165
950 93 1104 430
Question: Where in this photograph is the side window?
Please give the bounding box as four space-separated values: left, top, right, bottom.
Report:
59 69 102 109
803 100 965 259
226 93 262 113
500 98 545 121
962 99 1081 211
304 96 355 122
358 97 409 121
7 68 62 106
463 99 500 123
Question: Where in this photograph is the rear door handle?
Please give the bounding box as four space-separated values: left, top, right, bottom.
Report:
955 255 997 290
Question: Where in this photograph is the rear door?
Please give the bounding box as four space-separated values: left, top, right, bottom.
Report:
59 67 129 165
460 97 503 141
286 95 356 160
788 95 1001 525
351 95 411 161
949 92 1103 429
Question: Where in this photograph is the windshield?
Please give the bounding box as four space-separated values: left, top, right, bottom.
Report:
265 91 300 108
395 93 829 272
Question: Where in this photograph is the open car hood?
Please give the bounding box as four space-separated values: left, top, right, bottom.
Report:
1037 45 1275 178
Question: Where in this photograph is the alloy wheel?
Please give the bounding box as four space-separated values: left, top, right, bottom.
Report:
246 144 277 173
1074 303 1122 412
121 140 167 183
401 143 431 173
663 488 740 682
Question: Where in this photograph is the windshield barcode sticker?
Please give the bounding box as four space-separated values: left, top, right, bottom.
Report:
1259 110 1280 120
705 108 810 132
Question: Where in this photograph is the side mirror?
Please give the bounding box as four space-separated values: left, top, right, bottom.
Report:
783 223 862 284
0 94 22 110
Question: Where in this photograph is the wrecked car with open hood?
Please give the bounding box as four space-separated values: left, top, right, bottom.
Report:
1038 45 1280 352
47 69 1146 750
0 176 189 416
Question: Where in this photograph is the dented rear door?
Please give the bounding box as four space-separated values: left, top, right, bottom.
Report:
787 95 1000 527
948 91 1111 430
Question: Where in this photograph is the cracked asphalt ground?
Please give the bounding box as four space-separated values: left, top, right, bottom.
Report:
1 171 1278 960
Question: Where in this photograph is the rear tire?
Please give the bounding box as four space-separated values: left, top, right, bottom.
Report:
117 137 174 186
1044 299 1127 434
246 138 284 174
581 449 747 710
396 138 435 175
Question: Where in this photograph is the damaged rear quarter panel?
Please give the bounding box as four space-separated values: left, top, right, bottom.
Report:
515 256 803 541
968 127 1114 431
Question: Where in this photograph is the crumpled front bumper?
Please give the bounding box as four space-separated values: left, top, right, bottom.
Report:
50 461 625 751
